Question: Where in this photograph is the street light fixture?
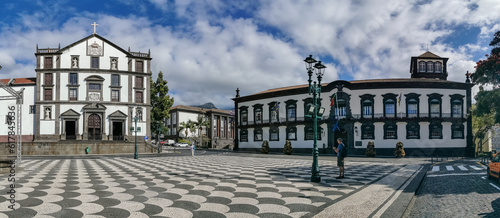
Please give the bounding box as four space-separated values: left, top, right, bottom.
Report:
304 55 326 183
133 113 139 159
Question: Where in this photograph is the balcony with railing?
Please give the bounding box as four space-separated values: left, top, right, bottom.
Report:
237 112 466 127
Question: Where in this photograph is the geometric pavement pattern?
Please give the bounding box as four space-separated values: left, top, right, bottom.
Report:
0 156 402 218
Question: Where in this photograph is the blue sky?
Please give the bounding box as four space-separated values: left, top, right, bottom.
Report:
0 0 499 109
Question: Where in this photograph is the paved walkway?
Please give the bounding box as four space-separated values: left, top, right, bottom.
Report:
0 155 424 217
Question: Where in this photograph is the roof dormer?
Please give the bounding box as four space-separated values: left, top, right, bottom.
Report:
410 51 448 80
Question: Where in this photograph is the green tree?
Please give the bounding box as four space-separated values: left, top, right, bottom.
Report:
178 121 195 140
472 30 500 123
150 71 174 144
194 115 210 146
471 105 496 154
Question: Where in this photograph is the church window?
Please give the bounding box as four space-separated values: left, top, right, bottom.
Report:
240 129 248 142
418 61 426 72
406 122 420 139
452 100 462 118
135 91 143 103
429 122 442 139
361 123 375 140
44 89 52 101
451 123 464 139
29 105 35 114
111 90 120 102
435 62 442 73
426 61 434 72
111 74 120 86
286 126 297 140
135 76 143 88
384 122 397 139
270 127 279 141
44 57 53 69
136 61 143 72
254 128 263 141
89 83 101 91
69 88 77 101
91 57 99 69
69 73 78 85
45 73 53 85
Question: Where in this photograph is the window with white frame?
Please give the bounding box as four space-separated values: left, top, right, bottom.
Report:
435 62 442 73
418 61 426 72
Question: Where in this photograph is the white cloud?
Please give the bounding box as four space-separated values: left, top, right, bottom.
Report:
1 0 500 109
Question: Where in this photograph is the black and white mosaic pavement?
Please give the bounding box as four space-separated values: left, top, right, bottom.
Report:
0 156 402 217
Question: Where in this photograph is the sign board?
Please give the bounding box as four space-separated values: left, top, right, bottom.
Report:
145 136 148 140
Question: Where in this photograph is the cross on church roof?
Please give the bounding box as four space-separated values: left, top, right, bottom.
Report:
91 22 99 34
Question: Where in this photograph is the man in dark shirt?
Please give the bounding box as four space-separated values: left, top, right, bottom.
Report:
334 138 345 179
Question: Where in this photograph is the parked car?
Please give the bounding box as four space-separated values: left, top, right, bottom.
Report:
487 154 500 182
175 143 189 147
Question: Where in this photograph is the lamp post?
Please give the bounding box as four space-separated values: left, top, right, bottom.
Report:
134 115 138 159
155 121 162 154
304 55 326 183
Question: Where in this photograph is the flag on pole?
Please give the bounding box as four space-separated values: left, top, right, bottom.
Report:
330 93 336 107
272 100 279 111
332 116 340 132
398 92 402 106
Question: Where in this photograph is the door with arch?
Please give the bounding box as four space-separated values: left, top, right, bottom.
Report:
88 113 101 140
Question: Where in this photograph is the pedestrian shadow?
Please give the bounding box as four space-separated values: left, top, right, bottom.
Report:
478 197 500 217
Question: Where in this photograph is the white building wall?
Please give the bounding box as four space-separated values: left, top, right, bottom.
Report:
177 111 200 137
0 85 36 136
238 85 468 151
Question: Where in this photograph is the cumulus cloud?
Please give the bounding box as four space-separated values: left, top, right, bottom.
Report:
0 0 499 109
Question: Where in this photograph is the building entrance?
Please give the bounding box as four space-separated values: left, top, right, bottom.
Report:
66 121 76 140
88 113 101 140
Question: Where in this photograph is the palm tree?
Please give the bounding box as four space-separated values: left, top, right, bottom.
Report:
178 121 196 141
194 115 210 146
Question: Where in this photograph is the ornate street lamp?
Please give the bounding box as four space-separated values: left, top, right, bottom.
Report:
133 113 139 159
304 55 326 182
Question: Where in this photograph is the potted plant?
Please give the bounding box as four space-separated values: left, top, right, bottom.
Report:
261 140 270 154
283 140 293 155
366 141 376 157
395 141 406 158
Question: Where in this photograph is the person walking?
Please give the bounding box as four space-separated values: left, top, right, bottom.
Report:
190 143 195 157
334 138 345 179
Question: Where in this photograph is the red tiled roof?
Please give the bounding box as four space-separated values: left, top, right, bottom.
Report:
0 77 36 85
418 51 441 58
170 105 232 115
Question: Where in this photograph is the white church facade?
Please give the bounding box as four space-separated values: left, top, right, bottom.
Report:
0 26 152 155
34 33 151 142
233 52 474 156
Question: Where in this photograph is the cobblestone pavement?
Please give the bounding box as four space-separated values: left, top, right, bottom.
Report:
0 155 405 218
407 159 500 218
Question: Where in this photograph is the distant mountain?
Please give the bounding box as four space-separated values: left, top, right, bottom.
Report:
191 102 217 109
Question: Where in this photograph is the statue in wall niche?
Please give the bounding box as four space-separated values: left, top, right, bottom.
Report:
44 107 51 120
111 59 117 70
72 57 78 68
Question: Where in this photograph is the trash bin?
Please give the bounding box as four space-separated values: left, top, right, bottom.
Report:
85 147 89 154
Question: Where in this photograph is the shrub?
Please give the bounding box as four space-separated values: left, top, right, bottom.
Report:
261 140 270 154
283 140 293 155
366 141 376 157
395 141 406 158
